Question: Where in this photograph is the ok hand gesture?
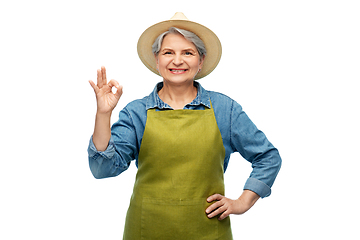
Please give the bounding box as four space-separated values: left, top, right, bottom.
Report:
89 66 123 114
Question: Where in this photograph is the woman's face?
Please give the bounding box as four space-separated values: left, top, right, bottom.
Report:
156 33 204 84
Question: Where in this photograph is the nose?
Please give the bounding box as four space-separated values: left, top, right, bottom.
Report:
172 53 183 65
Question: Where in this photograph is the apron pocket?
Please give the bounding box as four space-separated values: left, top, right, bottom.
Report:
141 198 218 240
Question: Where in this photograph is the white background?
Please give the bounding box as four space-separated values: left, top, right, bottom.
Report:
1 0 359 239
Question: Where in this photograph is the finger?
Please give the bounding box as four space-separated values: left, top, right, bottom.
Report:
218 210 230 221
207 194 224 203
207 205 227 219
115 85 123 99
206 200 223 214
108 79 123 99
108 79 120 88
97 69 103 88
89 80 99 94
101 66 107 86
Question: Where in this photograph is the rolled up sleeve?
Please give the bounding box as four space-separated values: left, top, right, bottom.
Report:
230 101 282 198
87 136 130 179
88 136 116 159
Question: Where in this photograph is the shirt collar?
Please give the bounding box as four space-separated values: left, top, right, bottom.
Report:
145 81 211 110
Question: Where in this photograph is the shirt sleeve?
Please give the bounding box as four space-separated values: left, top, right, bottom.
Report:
230 101 282 198
87 107 138 179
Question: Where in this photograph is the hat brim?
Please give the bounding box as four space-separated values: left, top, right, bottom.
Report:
137 19 222 80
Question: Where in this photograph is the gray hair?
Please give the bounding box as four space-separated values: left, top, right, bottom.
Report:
152 27 207 58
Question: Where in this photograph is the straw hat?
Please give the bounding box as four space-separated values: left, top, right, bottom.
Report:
137 12 222 80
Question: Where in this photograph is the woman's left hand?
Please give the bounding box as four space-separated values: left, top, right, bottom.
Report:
205 190 260 220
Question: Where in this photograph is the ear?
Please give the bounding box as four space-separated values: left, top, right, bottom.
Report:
154 54 159 71
199 55 205 69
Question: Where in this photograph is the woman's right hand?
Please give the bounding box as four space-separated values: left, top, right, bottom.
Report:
89 66 123 114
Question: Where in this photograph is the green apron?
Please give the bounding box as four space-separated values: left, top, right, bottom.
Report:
123 102 233 240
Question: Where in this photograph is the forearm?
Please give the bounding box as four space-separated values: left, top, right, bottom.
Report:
238 190 260 209
87 108 137 179
92 112 112 151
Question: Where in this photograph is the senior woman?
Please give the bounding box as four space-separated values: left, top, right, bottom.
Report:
88 12 281 240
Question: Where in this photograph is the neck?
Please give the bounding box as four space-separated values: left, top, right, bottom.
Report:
158 80 197 110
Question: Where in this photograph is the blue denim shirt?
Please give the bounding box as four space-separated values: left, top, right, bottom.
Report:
88 82 281 198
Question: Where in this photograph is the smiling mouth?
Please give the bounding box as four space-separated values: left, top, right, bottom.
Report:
169 69 188 73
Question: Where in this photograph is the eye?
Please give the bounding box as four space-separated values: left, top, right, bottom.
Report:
163 51 173 55
184 51 193 56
